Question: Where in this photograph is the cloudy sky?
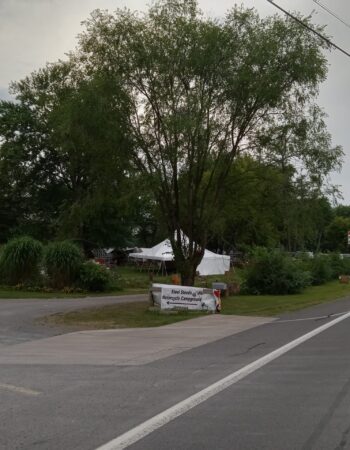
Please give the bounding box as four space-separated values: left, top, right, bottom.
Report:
1 0 349 202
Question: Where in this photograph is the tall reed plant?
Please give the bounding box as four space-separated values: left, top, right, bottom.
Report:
0 236 43 285
44 241 83 289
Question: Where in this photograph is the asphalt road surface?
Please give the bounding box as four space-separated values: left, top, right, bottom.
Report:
0 294 147 346
2 295 350 449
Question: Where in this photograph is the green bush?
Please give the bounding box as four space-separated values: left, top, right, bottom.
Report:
341 257 350 275
44 241 83 289
327 254 350 277
327 253 346 279
308 255 333 286
244 249 310 295
79 261 111 292
0 236 43 285
300 253 349 285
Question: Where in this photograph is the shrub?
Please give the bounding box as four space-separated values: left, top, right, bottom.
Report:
79 261 111 292
308 255 333 286
327 253 350 277
244 249 310 295
341 257 350 275
44 241 83 289
0 236 43 285
327 253 345 279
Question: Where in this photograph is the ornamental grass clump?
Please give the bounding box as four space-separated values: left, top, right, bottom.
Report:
0 236 43 285
44 241 83 289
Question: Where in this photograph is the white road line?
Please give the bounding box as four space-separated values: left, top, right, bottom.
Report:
95 311 350 450
0 383 41 396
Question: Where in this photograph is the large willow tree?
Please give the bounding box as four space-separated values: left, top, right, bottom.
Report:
1 0 339 284
76 0 335 284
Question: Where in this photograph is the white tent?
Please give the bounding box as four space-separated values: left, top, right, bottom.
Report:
129 239 230 276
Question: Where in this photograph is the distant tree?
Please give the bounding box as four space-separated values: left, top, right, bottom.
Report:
251 102 342 252
77 0 334 284
207 157 284 249
207 157 333 252
324 216 350 252
0 100 62 241
334 205 350 219
0 66 142 248
46 70 134 247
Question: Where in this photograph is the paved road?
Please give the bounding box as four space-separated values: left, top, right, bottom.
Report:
0 294 147 346
1 295 350 449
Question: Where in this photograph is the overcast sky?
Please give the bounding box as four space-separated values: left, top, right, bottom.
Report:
1 0 349 203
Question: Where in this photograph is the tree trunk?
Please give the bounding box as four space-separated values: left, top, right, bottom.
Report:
175 252 204 286
179 264 197 287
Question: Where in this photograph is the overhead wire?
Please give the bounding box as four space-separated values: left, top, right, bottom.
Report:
312 0 350 30
266 0 350 58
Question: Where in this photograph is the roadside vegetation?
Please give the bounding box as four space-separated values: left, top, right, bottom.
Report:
2 237 350 329
1 1 350 327
222 281 350 317
43 301 205 329
0 237 115 297
0 0 346 287
43 281 350 330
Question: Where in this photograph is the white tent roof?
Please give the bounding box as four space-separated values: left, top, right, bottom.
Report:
129 239 230 275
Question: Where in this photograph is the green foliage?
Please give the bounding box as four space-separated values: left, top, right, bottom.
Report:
209 157 290 249
0 101 65 242
77 0 332 285
324 216 350 252
44 241 83 288
328 253 346 278
327 253 350 277
297 253 350 285
341 258 350 276
0 0 343 283
244 249 310 295
0 68 139 247
79 261 111 292
307 255 333 286
0 236 43 285
334 205 350 219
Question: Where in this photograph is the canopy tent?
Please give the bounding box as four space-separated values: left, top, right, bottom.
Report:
129 239 230 276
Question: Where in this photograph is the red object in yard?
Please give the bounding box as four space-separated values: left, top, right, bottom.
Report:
171 274 181 285
339 275 350 284
94 258 105 265
213 289 221 313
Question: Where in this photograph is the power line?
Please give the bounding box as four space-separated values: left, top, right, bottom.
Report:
267 0 350 58
313 0 350 30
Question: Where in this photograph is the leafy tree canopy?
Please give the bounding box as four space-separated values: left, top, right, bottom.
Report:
76 0 338 283
0 0 343 284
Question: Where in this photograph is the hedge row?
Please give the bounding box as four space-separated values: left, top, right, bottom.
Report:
243 249 350 295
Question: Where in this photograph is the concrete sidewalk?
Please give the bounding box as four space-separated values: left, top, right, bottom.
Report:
0 315 274 366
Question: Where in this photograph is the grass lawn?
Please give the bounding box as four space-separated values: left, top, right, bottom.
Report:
221 280 350 316
44 301 205 329
43 280 350 330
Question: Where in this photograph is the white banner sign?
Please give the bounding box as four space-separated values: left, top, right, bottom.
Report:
161 287 203 310
156 285 219 312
